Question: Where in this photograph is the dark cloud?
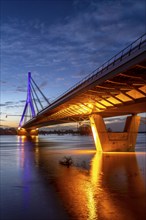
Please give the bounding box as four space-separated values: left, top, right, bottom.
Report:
39 81 48 88
19 100 26 103
0 100 25 108
0 101 14 107
1 0 145 74
0 104 7 107
0 80 7 84
16 86 27 92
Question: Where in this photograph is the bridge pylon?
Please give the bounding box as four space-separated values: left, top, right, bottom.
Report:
18 72 38 136
89 114 141 152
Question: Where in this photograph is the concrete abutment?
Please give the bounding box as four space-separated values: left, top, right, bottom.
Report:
89 114 140 152
17 128 38 136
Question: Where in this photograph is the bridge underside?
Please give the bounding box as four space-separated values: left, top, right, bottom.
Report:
23 59 146 129
20 61 146 152
19 39 146 152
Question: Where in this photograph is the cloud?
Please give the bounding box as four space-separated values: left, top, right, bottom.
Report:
0 80 7 84
16 89 27 93
0 101 14 107
16 86 27 92
1 0 145 77
56 77 64 81
19 100 26 103
0 100 26 108
1 0 145 122
39 80 48 88
71 69 87 79
0 104 6 107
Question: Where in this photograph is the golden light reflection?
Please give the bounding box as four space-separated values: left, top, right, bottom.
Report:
85 153 102 220
17 134 39 143
36 145 146 220
17 136 26 168
31 136 39 142
35 145 40 167
89 152 146 219
17 135 27 143
20 145 25 168
90 152 102 185
86 186 97 220
103 152 146 155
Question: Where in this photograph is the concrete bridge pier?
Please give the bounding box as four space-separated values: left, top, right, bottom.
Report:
17 127 38 136
89 114 140 152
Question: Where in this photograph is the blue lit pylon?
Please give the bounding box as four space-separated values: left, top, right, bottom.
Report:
19 72 36 127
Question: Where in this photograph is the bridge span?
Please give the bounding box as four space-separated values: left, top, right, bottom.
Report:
18 34 146 152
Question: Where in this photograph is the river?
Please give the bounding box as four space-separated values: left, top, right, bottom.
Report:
0 134 146 220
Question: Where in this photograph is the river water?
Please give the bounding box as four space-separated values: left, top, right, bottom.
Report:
0 134 146 220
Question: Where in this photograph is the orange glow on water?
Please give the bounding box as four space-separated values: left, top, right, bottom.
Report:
90 152 102 185
32 142 146 220
17 135 27 142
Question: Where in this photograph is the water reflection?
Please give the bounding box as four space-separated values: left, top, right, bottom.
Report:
14 136 146 219
33 143 146 220
3 135 69 220
90 153 146 220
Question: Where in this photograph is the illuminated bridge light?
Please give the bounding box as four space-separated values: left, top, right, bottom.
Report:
78 104 89 113
107 97 122 104
95 102 106 109
80 104 93 113
70 106 82 114
77 105 87 114
87 103 94 109
139 85 146 93
116 93 132 102
126 89 145 99
99 100 113 107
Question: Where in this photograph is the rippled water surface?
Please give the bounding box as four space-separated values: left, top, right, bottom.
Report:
0 134 146 220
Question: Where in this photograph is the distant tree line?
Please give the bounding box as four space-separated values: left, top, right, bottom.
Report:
0 127 17 135
0 126 145 135
0 125 92 136
39 129 91 136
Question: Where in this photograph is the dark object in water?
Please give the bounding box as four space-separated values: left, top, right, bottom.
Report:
59 156 73 167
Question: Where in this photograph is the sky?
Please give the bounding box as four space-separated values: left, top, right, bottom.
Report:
0 0 146 128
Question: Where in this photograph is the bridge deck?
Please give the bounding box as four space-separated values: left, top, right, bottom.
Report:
23 35 146 129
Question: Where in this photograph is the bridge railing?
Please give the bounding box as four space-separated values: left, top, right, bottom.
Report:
41 33 146 111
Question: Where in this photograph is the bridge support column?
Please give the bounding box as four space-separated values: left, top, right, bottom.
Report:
89 114 140 152
17 128 38 136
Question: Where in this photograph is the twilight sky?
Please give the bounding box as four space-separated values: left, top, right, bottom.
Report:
0 0 146 127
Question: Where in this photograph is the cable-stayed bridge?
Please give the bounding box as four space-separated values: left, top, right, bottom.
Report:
18 34 146 152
